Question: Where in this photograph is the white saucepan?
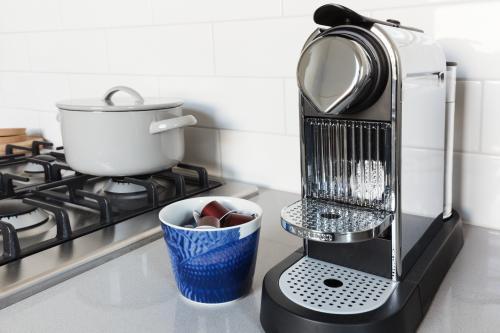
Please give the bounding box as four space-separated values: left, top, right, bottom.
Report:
56 86 197 177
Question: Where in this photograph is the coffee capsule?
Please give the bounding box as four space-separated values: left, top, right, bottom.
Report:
200 200 231 219
197 216 221 229
221 212 255 227
195 225 218 230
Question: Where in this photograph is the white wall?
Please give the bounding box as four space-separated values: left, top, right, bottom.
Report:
0 0 499 229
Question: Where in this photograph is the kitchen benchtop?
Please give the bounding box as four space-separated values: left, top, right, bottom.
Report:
0 188 499 333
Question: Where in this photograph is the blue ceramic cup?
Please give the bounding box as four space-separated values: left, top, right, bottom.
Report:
159 196 262 304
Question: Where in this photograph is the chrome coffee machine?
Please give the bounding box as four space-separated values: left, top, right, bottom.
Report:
260 5 463 333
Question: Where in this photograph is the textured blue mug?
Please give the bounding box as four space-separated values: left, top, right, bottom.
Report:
159 196 262 304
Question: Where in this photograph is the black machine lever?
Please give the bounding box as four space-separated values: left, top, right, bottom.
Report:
313 4 371 27
313 4 416 31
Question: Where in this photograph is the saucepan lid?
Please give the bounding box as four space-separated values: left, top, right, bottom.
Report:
56 86 183 112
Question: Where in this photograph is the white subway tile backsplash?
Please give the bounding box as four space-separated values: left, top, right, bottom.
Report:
453 152 500 229
183 127 222 177
152 0 281 24
0 73 69 111
284 78 299 136
39 110 62 146
28 74 70 111
0 73 29 108
107 25 214 75
481 81 500 155
282 0 471 16
0 34 30 71
372 2 500 80
282 0 374 16
220 130 300 192
454 81 482 152
213 17 314 77
28 31 108 73
60 0 152 29
0 0 60 32
0 0 497 231
0 108 40 129
159 77 285 133
68 74 159 99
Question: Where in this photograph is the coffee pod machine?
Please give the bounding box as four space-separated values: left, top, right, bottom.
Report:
260 5 463 333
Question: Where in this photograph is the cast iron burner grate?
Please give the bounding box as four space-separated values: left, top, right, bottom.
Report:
279 257 397 315
0 141 71 198
0 162 222 266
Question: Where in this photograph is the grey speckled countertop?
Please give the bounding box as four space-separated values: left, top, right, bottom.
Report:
0 188 498 333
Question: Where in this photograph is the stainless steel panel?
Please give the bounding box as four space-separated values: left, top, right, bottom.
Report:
298 36 373 114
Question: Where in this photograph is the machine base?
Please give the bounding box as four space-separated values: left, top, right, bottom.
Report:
260 211 463 333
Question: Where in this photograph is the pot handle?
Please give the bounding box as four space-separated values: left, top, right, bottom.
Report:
103 86 145 105
149 115 197 134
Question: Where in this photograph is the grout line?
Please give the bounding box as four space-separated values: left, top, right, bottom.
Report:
0 106 57 113
0 0 498 36
282 78 288 134
210 23 217 75
454 150 500 159
2 105 500 161
155 76 161 98
367 0 500 13
0 14 310 35
148 0 155 25
0 70 295 80
2 69 497 83
103 29 111 74
280 0 285 16
63 73 71 99
0 0 491 37
56 0 64 30
216 129 224 177
478 80 487 153
195 125 287 137
24 34 33 72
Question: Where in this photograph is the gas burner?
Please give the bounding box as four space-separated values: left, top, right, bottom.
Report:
102 178 147 194
24 155 56 174
0 199 49 230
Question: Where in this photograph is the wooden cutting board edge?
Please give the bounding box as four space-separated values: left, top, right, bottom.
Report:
0 128 26 137
0 136 44 154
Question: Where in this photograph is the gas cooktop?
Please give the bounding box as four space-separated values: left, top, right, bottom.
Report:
0 142 258 309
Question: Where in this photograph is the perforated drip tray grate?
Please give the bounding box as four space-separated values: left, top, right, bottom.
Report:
279 257 397 315
281 198 392 242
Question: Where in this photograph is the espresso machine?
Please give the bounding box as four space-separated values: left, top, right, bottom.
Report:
260 5 463 333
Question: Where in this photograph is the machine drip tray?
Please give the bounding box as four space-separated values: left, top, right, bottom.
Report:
279 257 397 315
281 199 392 242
